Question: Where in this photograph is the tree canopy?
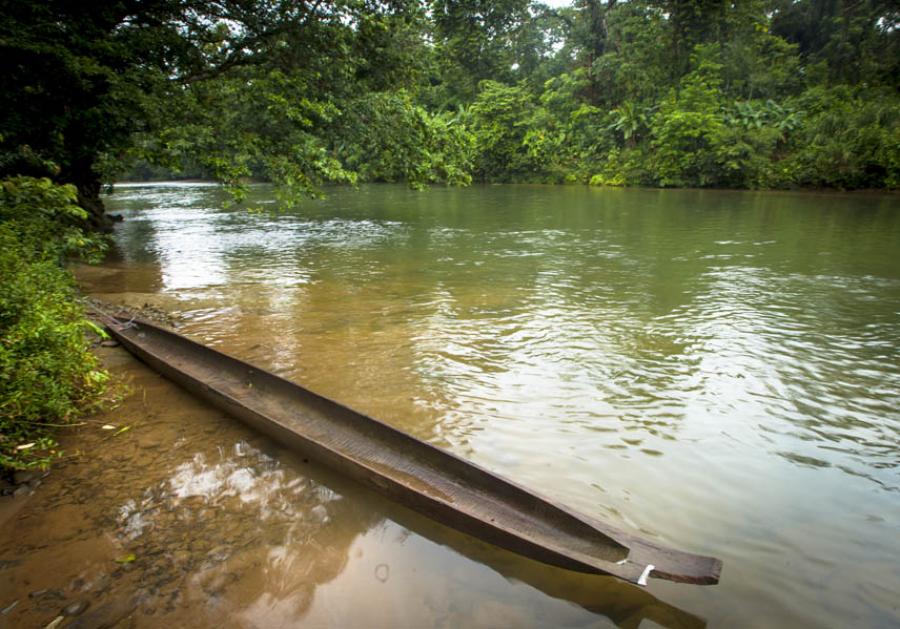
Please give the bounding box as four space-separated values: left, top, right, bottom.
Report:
1 0 897 227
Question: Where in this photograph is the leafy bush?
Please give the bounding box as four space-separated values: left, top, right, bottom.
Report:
469 81 541 181
648 57 728 187
0 177 110 470
524 71 614 183
335 91 474 188
786 86 900 189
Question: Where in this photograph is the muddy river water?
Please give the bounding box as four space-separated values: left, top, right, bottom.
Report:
1 183 898 627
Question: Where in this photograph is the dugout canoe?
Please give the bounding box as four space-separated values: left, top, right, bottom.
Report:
97 314 722 586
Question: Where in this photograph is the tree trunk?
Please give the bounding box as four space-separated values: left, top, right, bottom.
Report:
63 157 114 233
76 181 113 233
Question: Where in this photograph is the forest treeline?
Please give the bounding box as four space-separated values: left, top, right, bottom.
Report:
3 1 898 228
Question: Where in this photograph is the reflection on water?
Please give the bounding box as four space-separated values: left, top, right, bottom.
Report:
7 183 899 627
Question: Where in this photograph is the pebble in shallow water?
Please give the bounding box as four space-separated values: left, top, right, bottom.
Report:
62 600 89 616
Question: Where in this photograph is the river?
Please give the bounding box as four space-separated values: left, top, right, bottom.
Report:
1 183 898 627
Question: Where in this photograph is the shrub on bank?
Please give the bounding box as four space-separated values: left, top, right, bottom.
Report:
0 177 109 470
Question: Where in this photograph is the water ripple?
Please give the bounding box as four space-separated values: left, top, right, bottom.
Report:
91 183 900 628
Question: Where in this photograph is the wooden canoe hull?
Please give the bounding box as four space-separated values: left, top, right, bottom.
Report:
102 315 721 586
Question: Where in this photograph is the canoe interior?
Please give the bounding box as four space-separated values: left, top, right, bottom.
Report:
103 316 722 586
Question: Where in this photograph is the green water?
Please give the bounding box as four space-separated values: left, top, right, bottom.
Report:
66 184 900 626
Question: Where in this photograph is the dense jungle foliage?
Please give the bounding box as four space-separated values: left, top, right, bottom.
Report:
0 177 110 469
0 1 897 468
2 0 897 217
